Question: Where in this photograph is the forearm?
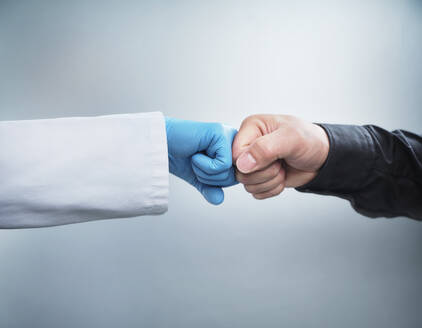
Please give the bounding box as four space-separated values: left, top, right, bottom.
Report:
297 124 422 220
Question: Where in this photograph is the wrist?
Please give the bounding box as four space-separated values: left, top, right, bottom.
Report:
164 116 173 143
164 117 176 174
314 124 330 170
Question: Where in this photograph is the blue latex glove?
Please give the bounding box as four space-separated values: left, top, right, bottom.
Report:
165 117 238 205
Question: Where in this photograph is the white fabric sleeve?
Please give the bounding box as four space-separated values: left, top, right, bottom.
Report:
0 112 169 228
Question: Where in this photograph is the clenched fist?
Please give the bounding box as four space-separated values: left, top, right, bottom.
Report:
232 115 330 199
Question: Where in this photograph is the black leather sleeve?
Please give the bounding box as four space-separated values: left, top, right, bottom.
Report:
296 124 422 221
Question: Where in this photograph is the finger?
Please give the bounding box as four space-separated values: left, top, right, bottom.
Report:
236 161 282 185
192 161 230 181
243 169 285 194
197 168 237 187
191 152 231 175
192 178 225 205
232 117 263 162
252 183 285 200
202 185 225 205
197 125 237 174
236 127 294 174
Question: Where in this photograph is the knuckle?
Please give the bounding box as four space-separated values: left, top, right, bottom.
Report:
281 114 295 123
269 161 281 177
243 115 259 124
212 122 223 131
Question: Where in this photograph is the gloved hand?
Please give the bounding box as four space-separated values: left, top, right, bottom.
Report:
165 117 238 205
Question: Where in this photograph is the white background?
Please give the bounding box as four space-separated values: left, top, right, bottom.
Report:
0 1 421 327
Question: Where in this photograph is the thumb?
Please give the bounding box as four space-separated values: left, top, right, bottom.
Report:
236 128 292 174
201 185 225 205
191 178 225 205
232 119 262 162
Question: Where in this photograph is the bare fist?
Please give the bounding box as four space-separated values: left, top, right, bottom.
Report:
232 115 330 199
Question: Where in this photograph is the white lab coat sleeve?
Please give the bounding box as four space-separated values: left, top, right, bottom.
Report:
0 112 169 228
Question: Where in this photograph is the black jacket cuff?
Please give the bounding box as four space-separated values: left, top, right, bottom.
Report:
296 124 375 194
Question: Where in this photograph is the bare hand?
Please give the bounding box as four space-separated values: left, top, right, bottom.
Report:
232 115 330 199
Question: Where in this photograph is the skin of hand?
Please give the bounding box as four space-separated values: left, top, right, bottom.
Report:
165 117 238 205
232 114 330 199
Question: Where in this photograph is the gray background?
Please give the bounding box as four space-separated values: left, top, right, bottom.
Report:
0 0 421 327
